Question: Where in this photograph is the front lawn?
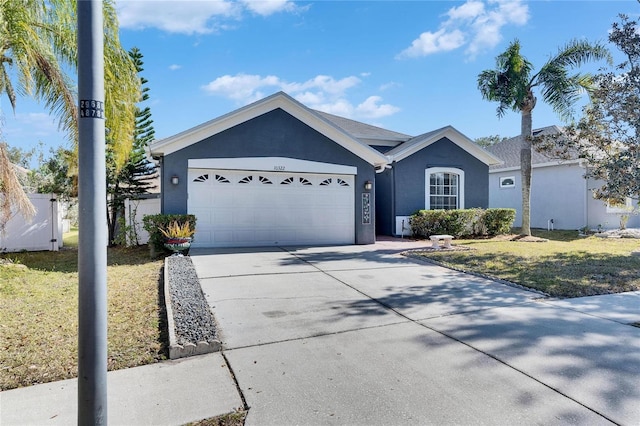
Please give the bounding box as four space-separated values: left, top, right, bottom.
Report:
409 229 640 297
0 230 166 390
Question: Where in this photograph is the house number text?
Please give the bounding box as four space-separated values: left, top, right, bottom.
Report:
79 100 104 119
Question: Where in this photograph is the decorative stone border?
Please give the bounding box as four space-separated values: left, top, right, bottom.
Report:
164 258 221 359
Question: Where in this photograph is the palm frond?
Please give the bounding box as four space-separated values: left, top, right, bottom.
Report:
0 62 17 109
535 40 611 121
0 142 36 235
544 39 612 70
0 0 139 170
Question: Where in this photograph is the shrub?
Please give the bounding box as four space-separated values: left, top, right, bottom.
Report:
482 208 516 235
409 208 515 238
142 214 197 257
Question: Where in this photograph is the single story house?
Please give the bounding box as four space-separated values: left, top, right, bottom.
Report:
486 126 640 231
150 91 501 247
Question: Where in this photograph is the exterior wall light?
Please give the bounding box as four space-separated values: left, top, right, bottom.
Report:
171 175 179 185
364 180 373 191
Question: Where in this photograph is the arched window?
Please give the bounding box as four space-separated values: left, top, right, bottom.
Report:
425 168 465 210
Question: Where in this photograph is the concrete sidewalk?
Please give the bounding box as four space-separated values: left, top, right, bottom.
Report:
2 241 639 425
1 353 242 425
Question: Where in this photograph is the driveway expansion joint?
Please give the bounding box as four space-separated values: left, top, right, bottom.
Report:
222 320 411 352
198 270 323 280
221 351 250 413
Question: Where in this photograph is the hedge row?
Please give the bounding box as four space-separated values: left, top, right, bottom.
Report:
142 214 197 257
409 208 515 238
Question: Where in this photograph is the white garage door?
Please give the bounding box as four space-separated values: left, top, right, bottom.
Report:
188 168 355 247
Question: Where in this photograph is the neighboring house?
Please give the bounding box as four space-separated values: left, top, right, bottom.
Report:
486 126 640 231
149 92 501 248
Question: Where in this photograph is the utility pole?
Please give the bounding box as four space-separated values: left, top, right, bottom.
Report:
77 0 108 424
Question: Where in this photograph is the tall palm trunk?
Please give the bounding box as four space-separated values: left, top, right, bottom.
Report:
520 94 535 236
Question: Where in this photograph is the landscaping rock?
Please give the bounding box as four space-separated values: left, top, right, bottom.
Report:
595 228 640 239
165 256 220 359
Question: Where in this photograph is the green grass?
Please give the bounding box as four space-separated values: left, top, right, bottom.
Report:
410 229 640 297
0 230 166 390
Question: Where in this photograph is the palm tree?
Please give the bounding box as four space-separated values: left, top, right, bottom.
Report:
477 39 611 236
0 0 139 169
0 0 76 135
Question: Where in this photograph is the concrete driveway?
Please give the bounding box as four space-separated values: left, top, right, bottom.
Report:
190 241 640 425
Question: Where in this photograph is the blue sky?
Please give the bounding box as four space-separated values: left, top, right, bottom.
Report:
1 0 637 163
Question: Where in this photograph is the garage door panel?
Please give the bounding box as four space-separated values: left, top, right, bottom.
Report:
212 230 233 244
188 168 355 247
234 210 256 227
212 210 234 227
255 210 279 227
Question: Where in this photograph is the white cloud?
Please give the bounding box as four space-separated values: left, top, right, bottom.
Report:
239 0 296 16
379 81 401 91
397 28 465 58
282 75 361 96
356 96 400 119
201 73 399 120
397 0 529 60
169 64 182 71
117 0 298 34
201 73 282 103
447 0 485 21
116 1 236 34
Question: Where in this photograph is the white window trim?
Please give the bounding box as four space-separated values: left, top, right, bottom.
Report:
425 167 465 210
499 176 516 189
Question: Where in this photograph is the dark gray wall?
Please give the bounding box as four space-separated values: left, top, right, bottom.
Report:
374 168 393 235
161 108 377 244
394 137 489 216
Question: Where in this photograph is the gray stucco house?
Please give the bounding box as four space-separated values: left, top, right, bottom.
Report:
486 126 640 231
150 92 501 247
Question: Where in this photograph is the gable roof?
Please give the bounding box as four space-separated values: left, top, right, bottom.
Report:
485 125 579 171
150 91 388 168
315 111 411 146
385 125 502 166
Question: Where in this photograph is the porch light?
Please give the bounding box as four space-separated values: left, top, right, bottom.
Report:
171 175 179 185
364 180 373 191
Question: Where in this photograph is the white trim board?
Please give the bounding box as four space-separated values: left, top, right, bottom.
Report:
188 157 357 175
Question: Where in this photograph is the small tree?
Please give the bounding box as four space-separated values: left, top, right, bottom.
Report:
106 47 157 245
535 12 639 210
34 147 77 198
475 135 508 148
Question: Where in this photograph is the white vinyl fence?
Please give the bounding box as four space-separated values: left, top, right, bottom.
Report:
124 196 161 246
1 193 63 252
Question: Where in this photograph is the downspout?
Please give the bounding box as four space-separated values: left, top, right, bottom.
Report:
155 155 164 214
579 160 588 230
391 162 396 236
